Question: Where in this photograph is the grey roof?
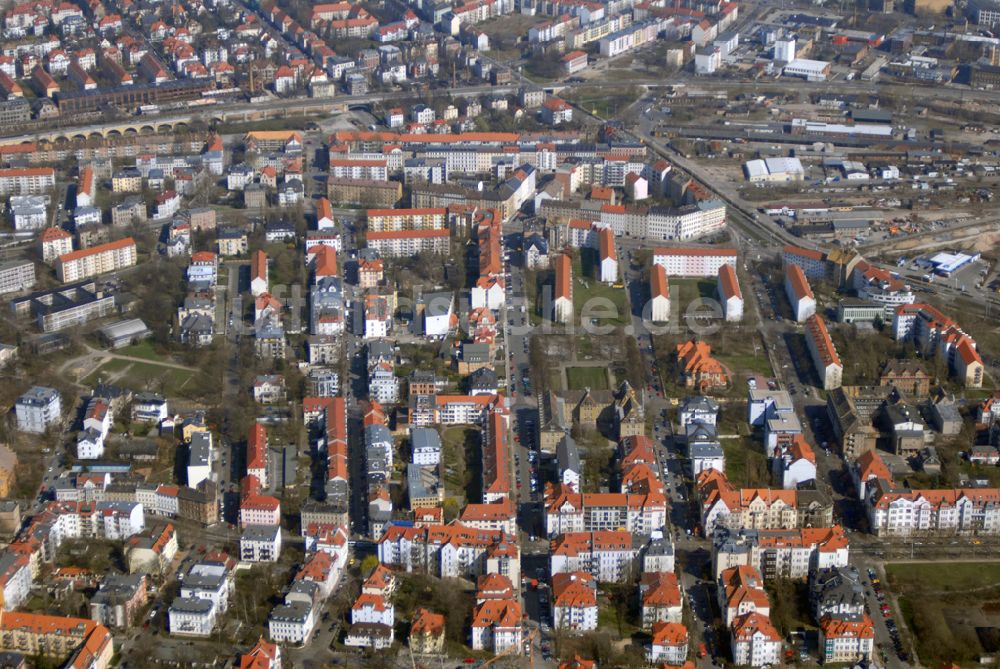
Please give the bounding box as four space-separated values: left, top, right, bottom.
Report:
685 421 718 443
410 427 441 454
468 366 498 389
421 291 453 317
407 463 440 500
462 342 491 362
680 395 719 416
242 524 281 542
690 441 724 459
368 340 393 361
556 435 580 474
17 386 58 407
170 597 214 614
93 573 144 604
269 600 312 623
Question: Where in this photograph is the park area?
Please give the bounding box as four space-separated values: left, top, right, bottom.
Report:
887 561 1000 665
566 366 611 391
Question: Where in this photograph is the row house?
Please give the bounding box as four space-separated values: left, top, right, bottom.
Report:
697 469 833 534
549 530 637 583
892 303 983 388
711 526 851 581
378 523 521 584
866 479 1000 537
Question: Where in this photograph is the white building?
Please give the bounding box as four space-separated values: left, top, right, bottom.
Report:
784 264 816 323
15 386 61 433
597 228 618 284
730 613 782 667
783 58 830 81
648 622 688 665
240 525 281 562
552 572 598 631
717 264 743 321
653 248 737 277
169 598 217 637
650 264 670 322
268 601 315 645
410 427 442 466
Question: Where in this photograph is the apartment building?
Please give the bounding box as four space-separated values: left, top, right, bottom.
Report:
553 252 574 324
784 264 817 322
804 314 843 390
366 229 450 257
712 526 851 581
0 260 35 294
653 247 737 277
55 238 137 283
866 478 1000 537
0 612 113 669
0 167 55 195
850 261 915 314
892 303 983 388
15 386 61 433
366 207 447 231
650 263 670 322
549 530 637 582
378 524 520 583
818 616 875 663
717 263 743 322
730 612 782 667
697 469 834 534
552 571 598 631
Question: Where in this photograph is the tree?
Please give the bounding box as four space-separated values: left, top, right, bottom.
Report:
360 554 380 577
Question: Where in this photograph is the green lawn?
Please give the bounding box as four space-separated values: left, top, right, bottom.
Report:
886 562 1000 665
440 426 472 504
572 254 628 325
716 353 774 377
117 340 163 361
721 437 770 488
566 366 610 391
562 85 644 120
670 278 718 305
886 562 1000 593
82 359 195 395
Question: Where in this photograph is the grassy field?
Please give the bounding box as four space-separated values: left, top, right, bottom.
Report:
83 358 195 396
566 366 610 391
886 562 1000 665
720 437 770 488
441 426 476 505
573 254 628 326
117 340 164 361
562 85 644 120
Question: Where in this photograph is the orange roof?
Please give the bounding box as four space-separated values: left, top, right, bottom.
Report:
718 263 741 300
957 337 983 366
783 244 824 261
251 249 267 282
554 253 572 301
651 263 669 299
598 226 616 262
471 598 522 629
641 571 681 608
247 423 267 471
730 612 780 642
785 263 814 301
41 226 72 241
561 50 587 61
240 637 280 669
79 166 94 196
58 237 135 264
819 615 875 640
246 130 302 142
676 340 726 377
804 314 841 368
460 498 514 523
0 167 54 178
856 449 892 484
651 621 688 646
332 130 521 145
313 244 337 277
552 571 597 608
559 657 596 669
317 197 333 221
411 608 445 637
788 434 815 464
329 158 388 167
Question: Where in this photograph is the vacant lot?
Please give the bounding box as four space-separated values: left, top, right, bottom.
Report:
83 358 195 396
562 85 643 120
566 366 610 391
887 562 1000 665
573 253 628 326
